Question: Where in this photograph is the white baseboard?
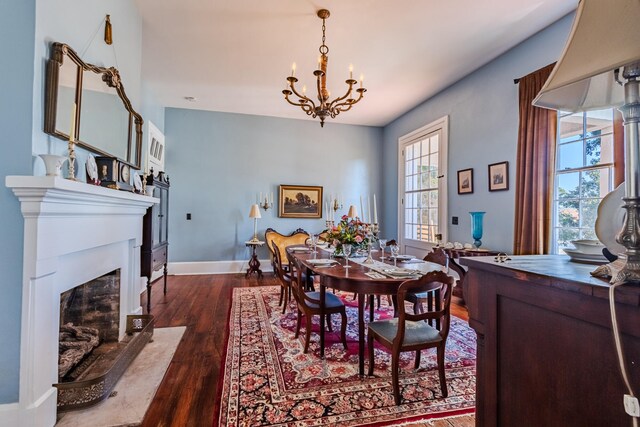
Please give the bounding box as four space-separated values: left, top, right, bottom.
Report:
0 386 57 426
169 259 273 275
0 402 18 427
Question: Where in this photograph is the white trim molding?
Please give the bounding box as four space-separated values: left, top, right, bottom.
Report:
0 403 19 427
169 259 273 275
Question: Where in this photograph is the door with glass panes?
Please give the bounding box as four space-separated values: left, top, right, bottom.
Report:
398 117 448 257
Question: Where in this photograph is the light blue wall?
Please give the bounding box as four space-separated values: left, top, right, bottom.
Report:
0 0 37 405
164 108 383 262
0 0 163 404
382 13 575 252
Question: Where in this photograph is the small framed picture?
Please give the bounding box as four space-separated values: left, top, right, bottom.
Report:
488 161 509 191
279 185 323 218
457 168 474 194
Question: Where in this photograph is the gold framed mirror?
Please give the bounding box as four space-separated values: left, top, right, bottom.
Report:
44 42 143 169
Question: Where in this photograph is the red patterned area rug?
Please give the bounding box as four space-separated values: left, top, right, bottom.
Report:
215 286 476 426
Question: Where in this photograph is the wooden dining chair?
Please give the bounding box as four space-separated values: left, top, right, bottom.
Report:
367 270 455 405
290 255 348 354
447 256 467 304
271 241 294 314
409 248 449 319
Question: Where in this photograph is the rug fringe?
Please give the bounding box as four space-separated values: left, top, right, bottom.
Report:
382 410 475 426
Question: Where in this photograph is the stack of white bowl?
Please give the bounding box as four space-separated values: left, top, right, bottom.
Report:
564 239 607 264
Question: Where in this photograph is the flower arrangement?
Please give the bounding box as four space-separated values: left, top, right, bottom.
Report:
325 215 371 254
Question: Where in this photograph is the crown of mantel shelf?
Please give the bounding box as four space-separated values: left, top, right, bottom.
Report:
6 175 158 217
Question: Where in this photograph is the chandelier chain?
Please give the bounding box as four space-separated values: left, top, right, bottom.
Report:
320 18 328 55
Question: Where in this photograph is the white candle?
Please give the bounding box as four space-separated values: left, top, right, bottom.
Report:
325 202 328 219
360 196 364 221
367 196 371 224
69 103 77 141
373 194 378 224
270 192 273 203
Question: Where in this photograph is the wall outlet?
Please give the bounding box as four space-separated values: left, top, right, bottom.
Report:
624 394 640 417
452 216 458 225
186 213 192 220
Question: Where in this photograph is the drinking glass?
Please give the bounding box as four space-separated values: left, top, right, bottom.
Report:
390 244 400 266
343 244 352 268
379 239 388 260
309 233 318 253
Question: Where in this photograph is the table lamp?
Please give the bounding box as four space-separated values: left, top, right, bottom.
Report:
533 0 640 283
533 2 640 422
249 204 261 243
347 205 358 219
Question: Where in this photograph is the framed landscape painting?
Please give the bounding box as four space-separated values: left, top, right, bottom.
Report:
278 185 323 218
488 161 509 191
457 168 473 194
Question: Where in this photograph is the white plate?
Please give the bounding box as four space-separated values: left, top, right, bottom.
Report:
595 183 625 256
290 247 311 252
381 268 420 277
133 172 143 192
307 259 337 266
563 248 608 264
85 155 98 181
391 254 414 261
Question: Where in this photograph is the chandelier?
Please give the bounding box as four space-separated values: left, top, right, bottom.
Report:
282 9 367 127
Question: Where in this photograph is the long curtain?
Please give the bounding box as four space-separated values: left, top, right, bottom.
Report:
513 64 557 255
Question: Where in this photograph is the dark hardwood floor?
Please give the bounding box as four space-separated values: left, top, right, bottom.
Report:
140 273 472 427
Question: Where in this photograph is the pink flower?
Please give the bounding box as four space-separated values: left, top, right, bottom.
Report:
354 235 363 243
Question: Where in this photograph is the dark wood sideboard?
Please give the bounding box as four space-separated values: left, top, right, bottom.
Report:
441 248 500 304
141 171 169 313
462 255 640 426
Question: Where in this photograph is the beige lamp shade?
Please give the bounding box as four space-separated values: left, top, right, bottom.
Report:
347 205 358 218
249 204 261 219
533 0 640 111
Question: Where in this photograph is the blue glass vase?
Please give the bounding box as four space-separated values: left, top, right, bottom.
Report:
469 212 486 248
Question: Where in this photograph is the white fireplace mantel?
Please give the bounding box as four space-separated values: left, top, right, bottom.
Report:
4 176 157 427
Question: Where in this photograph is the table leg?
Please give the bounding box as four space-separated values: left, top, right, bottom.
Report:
391 295 398 318
320 279 326 359
369 294 375 322
358 293 366 376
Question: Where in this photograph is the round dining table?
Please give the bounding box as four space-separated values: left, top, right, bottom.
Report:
286 245 446 376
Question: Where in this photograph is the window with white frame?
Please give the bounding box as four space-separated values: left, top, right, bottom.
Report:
553 109 615 253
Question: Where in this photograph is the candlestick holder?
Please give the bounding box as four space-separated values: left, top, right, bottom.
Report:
362 225 377 264
67 139 77 181
260 200 272 211
332 198 343 212
325 220 335 230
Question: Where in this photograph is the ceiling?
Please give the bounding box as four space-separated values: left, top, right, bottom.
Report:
135 0 576 127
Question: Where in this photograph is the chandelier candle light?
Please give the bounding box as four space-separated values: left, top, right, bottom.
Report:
282 9 367 127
